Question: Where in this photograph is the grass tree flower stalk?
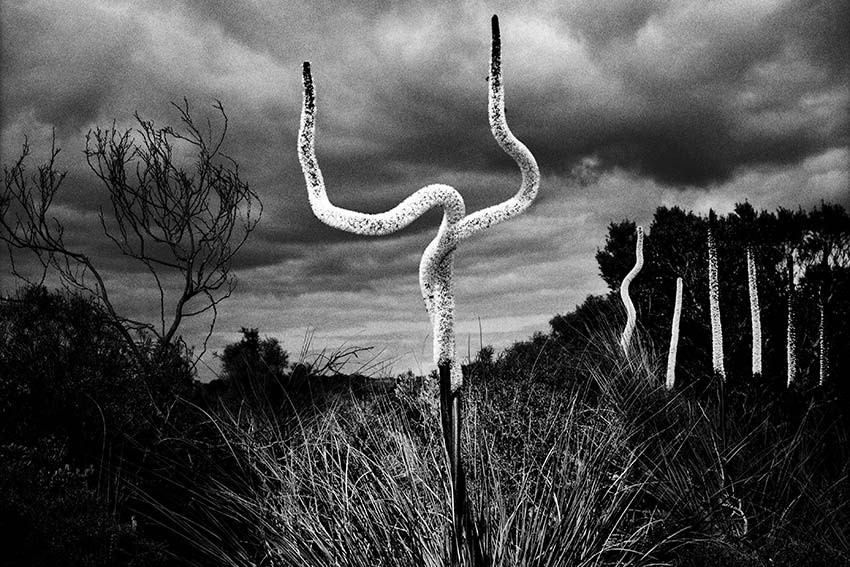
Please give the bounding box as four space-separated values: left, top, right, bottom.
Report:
665 277 683 390
298 15 538 566
619 226 643 355
818 299 827 387
746 247 762 377
816 248 830 387
707 215 725 380
786 256 797 387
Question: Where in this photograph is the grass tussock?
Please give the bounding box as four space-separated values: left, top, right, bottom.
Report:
147 325 848 566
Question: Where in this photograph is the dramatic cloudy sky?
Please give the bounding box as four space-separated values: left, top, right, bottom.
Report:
1 0 848 380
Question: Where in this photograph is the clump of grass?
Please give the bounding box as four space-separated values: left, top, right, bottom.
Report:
259 397 450 566
143 326 849 566
153 390 450 567
462 324 708 566
173 330 681 566
464 381 667 566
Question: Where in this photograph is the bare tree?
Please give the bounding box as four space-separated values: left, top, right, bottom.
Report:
1 100 261 365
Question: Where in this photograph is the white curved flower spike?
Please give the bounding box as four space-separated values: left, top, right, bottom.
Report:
457 17 540 241
298 16 539 391
619 226 643 355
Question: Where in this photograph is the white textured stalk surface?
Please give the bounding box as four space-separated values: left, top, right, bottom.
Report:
746 248 762 377
818 301 827 387
786 258 797 387
707 226 725 380
665 277 683 390
619 226 644 355
298 16 539 391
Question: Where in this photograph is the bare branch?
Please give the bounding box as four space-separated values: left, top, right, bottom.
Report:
2 101 260 370
83 101 261 350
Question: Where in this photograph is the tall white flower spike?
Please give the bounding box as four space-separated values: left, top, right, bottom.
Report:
786 256 797 387
298 16 539 392
746 247 762 377
707 220 725 380
619 226 644 355
818 302 827 387
666 277 683 390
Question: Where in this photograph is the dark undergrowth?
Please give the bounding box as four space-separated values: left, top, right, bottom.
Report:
2 286 848 566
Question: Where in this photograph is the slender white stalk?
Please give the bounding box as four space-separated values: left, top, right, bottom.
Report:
746 247 762 377
707 226 725 380
298 16 539 392
786 257 797 387
619 226 644 355
818 299 827 387
666 277 683 390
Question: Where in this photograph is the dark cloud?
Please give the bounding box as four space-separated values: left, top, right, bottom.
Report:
509 0 849 186
562 1 667 50
297 0 846 191
779 0 850 77
1 3 143 135
2 0 847 379
3 1 847 192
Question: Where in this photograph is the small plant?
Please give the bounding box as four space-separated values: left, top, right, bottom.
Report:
298 15 539 566
665 277 683 390
619 225 644 355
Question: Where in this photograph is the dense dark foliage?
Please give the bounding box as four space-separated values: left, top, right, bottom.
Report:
0 287 184 566
554 202 850 393
207 327 290 407
0 287 391 565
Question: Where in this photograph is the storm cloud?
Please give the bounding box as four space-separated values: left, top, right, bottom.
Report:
1 0 847 378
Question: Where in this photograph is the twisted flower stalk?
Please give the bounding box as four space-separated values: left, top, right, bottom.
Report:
707 221 725 380
298 16 538 393
619 226 644 355
298 16 537 565
746 247 762 377
666 277 683 390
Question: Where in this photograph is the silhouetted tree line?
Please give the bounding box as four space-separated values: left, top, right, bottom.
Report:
551 201 850 396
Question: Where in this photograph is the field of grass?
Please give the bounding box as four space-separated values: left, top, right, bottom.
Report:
149 327 849 567
2 287 847 566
